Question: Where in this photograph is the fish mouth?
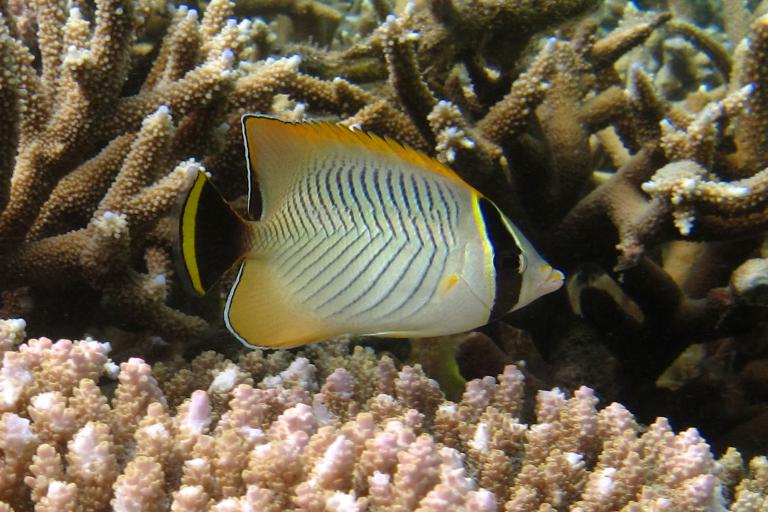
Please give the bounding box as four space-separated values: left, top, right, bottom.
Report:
537 265 565 296
512 263 565 312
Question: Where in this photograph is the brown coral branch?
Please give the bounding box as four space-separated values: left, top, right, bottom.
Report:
476 39 555 147
0 0 135 239
590 12 672 70
576 86 629 133
290 43 388 82
381 13 438 147
141 6 202 93
104 50 235 139
641 160 768 240
0 13 30 212
27 134 135 241
555 144 669 268
342 100 428 151
623 65 666 148
732 14 768 174
234 0 343 24
97 106 175 217
667 19 732 81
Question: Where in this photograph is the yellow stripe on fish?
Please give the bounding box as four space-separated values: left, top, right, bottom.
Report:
177 115 564 348
180 172 207 295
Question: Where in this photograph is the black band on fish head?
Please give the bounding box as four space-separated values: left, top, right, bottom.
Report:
478 197 523 320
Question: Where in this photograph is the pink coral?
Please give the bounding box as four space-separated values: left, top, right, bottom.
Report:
0 331 764 511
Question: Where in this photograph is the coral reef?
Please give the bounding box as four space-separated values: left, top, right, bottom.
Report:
1 0 768 502
0 328 767 511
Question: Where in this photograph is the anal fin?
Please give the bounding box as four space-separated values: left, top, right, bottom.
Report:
224 259 338 348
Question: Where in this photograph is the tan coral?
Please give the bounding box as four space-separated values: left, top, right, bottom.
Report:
66 421 118 512
0 333 763 510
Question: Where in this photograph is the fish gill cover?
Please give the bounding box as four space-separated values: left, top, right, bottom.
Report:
0 0 767 510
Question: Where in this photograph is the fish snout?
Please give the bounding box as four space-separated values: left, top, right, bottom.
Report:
511 261 565 312
537 264 565 296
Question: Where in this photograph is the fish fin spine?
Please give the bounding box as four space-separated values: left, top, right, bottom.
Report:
179 170 251 295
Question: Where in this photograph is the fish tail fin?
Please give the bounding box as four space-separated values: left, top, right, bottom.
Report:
178 170 252 295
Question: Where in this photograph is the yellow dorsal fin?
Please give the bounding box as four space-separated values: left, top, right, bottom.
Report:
241 115 472 217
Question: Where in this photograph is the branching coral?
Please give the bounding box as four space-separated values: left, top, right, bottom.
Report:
0 1 242 339
0 326 765 511
0 0 668 339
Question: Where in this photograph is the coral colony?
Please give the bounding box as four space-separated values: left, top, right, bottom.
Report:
0 0 767 510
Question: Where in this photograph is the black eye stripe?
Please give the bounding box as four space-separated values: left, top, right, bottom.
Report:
478 197 523 320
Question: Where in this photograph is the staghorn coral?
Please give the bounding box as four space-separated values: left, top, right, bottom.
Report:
0 326 764 511
0 0 245 340
0 0 599 342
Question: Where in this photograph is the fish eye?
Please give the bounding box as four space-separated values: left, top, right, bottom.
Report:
478 198 524 273
478 196 524 318
518 253 528 273
497 249 519 270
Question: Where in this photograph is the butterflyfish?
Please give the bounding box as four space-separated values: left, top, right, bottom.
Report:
178 115 564 348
